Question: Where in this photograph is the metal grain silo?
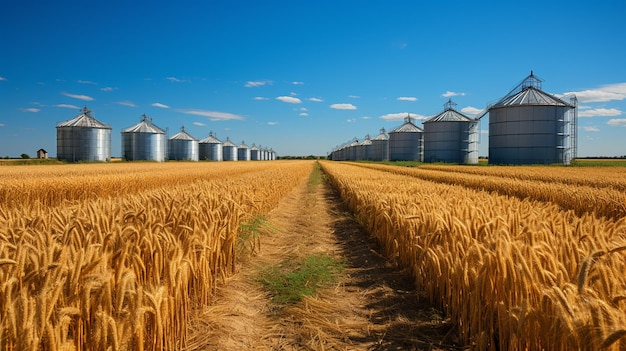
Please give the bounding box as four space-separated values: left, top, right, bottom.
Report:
222 137 238 161
388 115 423 161
371 128 389 161
56 107 111 162
348 139 359 161
250 144 260 160
269 148 276 160
423 100 479 164
356 135 372 160
168 126 199 161
121 114 167 162
487 72 577 165
199 131 223 161
237 141 251 161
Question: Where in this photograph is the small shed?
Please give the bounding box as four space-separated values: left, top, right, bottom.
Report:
37 149 48 159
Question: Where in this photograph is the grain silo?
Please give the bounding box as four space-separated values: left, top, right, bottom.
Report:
356 135 372 160
371 128 389 161
348 139 359 161
222 137 238 161
56 107 111 162
388 115 423 161
199 131 223 161
250 144 260 160
121 114 167 162
486 72 577 165
423 100 479 164
237 141 251 161
168 126 199 161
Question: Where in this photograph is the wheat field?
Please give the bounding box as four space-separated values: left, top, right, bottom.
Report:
320 161 626 351
0 161 312 351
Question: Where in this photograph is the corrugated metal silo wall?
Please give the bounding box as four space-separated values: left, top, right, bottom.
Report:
370 140 389 161
199 143 223 161
222 146 238 161
356 144 371 160
237 148 250 161
424 122 478 164
57 127 111 162
168 139 199 161
389 132 423 161
122 133 166 161
489 105 566 164
250 150 260 160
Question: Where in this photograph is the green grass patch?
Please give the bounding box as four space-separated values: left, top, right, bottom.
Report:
238 215 271 256
257 254 344 304
307 161 326 189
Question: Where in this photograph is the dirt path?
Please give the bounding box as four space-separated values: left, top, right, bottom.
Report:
186 168 461 350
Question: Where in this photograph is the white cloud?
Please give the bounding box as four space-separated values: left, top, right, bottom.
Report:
253 97 269 100
362 116 371 120
300 112 309 117
152 102 170 109
62 92 94 101
582 126 600 132
348 95 360 99
0 77 7 81
101 87 115 92
563 83 626 103
268 121 279 125
300 107 307 111
379 112 426 121
308 97 323 102
578 108 622 117
245 80 271 87
55 104 80 109
0 123 5 127
20 108 40 113
290 92 297 96
330 103 357 110
292 81 304 85
276 96 302 104
78 80 97 85
115 101 137 107
180 109 244 121
442 91 466 97
193 122 206 127
166 77 188 83
607 118 626 127
461 106 483 116
347 118 357 123
397 96 418 101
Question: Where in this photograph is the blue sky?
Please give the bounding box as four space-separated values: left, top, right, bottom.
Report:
1 0 625 158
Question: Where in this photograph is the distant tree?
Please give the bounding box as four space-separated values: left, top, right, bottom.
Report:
21 153 30 159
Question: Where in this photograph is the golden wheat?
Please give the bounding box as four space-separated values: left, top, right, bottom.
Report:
321 161 626 351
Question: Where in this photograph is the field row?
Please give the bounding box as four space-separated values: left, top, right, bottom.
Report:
351 162 626 219
0 161 313 350
320 161 626 350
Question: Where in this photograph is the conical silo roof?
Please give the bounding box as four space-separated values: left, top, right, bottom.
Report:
199 131 222 144
57 107 111 129
360 134 372 145
238 141 249 148
389 115 423 133
490 71 574 108
123 114 166 134
372 127 389 140
250 143 259 151
222 137 236 147
425 99 473 123
169 126 197 140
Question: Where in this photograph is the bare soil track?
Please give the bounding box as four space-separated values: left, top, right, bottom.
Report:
186 167 462 350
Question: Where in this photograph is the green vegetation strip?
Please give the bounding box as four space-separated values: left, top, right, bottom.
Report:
257 254 344 304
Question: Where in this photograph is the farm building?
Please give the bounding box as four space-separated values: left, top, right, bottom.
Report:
36 149 48 159
168 126 199 161
388 115 423 161
423 99 479 164
121 114 167 162
56 107 112 162
486 72 577 165
356 135 372 161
